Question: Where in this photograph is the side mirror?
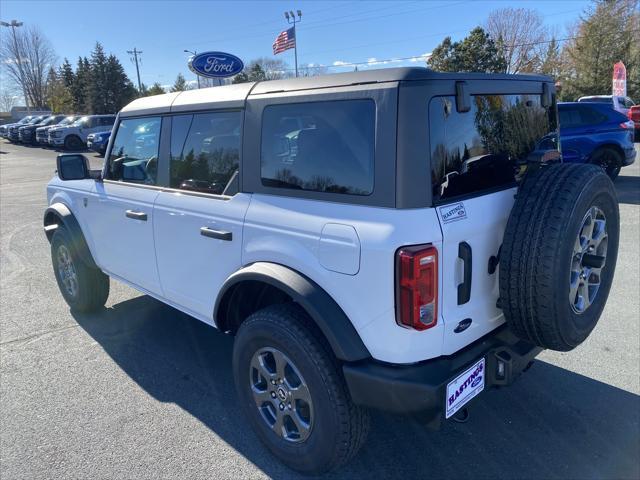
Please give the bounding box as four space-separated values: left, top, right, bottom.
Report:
56 154 90 180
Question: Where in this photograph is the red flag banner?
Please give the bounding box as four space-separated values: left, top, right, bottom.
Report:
612 61 627 97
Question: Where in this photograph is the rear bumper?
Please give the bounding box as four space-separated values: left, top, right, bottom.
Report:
623 146 636 165
343 325 541 426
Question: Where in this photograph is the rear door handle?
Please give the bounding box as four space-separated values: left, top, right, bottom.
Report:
125 210 147 221
200 227 232 241
457 241 472 305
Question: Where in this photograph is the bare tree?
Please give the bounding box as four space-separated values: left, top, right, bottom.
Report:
486 8 548 74
0 25 57 108
0 86 19 112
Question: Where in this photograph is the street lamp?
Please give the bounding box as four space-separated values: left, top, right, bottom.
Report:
284 10 302 77
184 49 201 88
1 20 29 113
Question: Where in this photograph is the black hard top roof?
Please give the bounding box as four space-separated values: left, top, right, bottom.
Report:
250 67 553 95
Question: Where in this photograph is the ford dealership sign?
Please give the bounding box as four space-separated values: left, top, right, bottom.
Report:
188 52 244 78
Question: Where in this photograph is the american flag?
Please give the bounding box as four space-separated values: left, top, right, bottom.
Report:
273 27 296 55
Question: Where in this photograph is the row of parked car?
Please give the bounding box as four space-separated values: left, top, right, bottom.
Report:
0 113 115 154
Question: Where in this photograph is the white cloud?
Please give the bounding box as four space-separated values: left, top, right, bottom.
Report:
409 52 432 63
332 60 350 66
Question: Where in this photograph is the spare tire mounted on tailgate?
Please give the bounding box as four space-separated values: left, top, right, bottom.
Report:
499 163 619 351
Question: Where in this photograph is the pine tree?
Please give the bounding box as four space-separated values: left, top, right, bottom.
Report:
428 27 507 73
540 37 562 79
87 43 109 114
104 54 137 112
562 0 639 101
146 83 166 96
72 56 91 113
171 73 189 92
46 67 74 113
59 58 75 91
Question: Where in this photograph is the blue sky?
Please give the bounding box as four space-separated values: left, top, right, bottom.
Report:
1 0 591 90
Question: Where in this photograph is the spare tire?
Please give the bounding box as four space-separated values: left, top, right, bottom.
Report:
499 163 619 351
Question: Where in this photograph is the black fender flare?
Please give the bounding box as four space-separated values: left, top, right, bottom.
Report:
43 203 98 269
214 262 371 362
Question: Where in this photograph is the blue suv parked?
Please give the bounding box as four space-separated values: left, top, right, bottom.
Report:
557 102 636 179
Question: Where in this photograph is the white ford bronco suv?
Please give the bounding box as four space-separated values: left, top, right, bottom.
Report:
45 68 619 474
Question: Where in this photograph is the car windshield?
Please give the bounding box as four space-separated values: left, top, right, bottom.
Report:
72 116 89 127
57 116 75 126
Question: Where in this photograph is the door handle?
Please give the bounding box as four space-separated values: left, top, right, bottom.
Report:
457 241 472 305
200 226 232 241
125 210 147 221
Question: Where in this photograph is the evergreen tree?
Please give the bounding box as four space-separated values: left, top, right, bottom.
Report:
171 73 189 92
59 58 75 91
72 56 91 113
540 37 562 79
46 67 74 113
146 83 166 96
104 54 137 112
428 27 507 73
562 0 639 101
87 42 109 114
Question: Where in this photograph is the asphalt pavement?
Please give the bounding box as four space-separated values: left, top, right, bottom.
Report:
1 140 639 479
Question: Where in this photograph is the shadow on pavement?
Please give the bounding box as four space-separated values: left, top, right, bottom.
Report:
615 175 640 205
72 296 640 480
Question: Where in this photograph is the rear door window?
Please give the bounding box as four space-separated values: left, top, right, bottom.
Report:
429 94 558 203
169 111 241 195
260 99 375 195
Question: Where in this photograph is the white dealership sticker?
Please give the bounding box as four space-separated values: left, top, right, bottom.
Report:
439 202 467 224
445 357 485 419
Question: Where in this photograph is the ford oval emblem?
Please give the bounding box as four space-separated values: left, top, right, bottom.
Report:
471 376 482 388
454 318 472 333
188 51 244 78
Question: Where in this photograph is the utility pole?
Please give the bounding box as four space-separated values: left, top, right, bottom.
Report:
284 10 302 77
127 47 143 93
184 49 201 88
1 20 29 113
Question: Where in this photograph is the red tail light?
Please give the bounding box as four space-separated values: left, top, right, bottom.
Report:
396 245 438 330
620 120 634 130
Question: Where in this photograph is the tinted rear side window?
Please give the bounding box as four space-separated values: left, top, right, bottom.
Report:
261 99 375 195
169 111 241 195
429 94 558 203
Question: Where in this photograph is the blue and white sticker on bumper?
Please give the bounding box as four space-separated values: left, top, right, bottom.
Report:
445 357 485 419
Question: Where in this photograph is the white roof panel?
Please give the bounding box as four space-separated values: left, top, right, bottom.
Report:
170 82 256 112
119 92 181 117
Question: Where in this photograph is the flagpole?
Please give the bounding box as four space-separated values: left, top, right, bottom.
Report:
293 20 298 78
284 10 302 78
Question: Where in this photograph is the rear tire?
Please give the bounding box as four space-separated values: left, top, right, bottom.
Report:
51 226 109 312
232 303 369 474
64 135 85 151
590 147 622 180
500 163 619 351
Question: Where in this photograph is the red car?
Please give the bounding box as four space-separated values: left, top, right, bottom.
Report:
628 105 640 142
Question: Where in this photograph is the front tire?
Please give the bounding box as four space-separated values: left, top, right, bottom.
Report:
51 226 109 312
64 135 85 151
232 303 369 474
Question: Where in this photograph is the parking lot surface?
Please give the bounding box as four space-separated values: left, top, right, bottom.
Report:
1 140 639 479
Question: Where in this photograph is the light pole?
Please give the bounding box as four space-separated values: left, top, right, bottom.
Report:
284 10 302 77
1 20 29 113
184 49 201 88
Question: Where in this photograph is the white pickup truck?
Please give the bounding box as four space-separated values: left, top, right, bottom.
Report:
44 68 619 474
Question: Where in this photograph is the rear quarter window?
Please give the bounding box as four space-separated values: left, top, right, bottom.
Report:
429 94 558 203
260 99 375 195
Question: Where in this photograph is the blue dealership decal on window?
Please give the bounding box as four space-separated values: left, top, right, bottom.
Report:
188 52 244 78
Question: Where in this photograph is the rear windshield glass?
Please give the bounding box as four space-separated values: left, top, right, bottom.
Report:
429 94 558 203
261 99 375 195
